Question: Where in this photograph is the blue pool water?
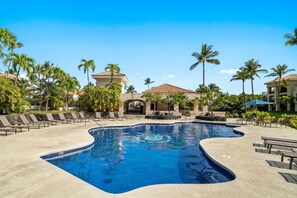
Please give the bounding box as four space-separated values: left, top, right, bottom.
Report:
43 123 242 194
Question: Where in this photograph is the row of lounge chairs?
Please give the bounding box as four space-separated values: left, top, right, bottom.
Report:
0 112 129 136
261 136 297 169
0 112 90 136
237 115 292 127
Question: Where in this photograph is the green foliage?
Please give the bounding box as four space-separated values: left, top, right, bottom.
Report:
80 83 121 112
0 77 29 114
290 116 297 129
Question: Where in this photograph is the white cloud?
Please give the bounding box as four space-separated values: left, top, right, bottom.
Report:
219 69 238 75
139 76 145 79
162 74 175 80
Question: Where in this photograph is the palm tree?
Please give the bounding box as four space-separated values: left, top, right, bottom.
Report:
265 64 295 109
190 44 220 85
105 64 120 82
144 78 154 90
0 28 12 59
243 59 267 98
6 37 23 78
62 76 80 110
78 59 95 84
230 67 249 102
4 53 34 85
284 28 297 46
126 85 136 99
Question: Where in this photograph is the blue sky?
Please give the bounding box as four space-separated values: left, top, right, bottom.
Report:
1 0 296 94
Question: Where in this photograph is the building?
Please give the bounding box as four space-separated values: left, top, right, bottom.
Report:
92 71 128 93
92 72 200 116
261 74 297 111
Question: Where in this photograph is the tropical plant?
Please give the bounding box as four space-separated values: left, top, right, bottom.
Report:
162 92 188 114
243 59 267 97
284 28 297 46
4 53 34 84
5 36 23 78
105 63 120 82
230 67 249 102
144 78 154 90
141 92 163 113
0 77 29 113
0 28 13 59
126 85 136 99
106 81 122 111
190 44 220 85
78 59 95 84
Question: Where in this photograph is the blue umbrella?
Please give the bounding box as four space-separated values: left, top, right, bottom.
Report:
243 100 272 105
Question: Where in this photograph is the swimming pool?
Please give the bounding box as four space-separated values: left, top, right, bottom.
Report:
42 122 242 194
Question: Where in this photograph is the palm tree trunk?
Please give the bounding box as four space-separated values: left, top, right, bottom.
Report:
45 99 49 111
65 95 68 111
87 69 89 84
148 84 149 90
202 62 205 86
15 65 21 85
6 49 13 78
242 80 245 102
251 79 254 98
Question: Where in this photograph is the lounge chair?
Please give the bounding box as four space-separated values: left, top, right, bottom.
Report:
0 127 17 136
279 117 292 127
255 115 265 125
236 115 255 124
58 113 72 123
19 114 45 129
79 112 91 122
263 115 280 127
45 113 66 124
277 150 297 169
265 140 297 154
0 115 29 131
93 112 103 121
261 136 297 147
109 112 116 120
117 112 128 120
29 114 52 126
70 112 82 123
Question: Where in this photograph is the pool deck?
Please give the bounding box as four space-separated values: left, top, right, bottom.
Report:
0 118 297 198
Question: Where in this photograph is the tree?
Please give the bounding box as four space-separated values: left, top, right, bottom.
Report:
0 28 12 59
141 92 163 113
78 59 95 84
144 78 154 90
0 77 29 114
265 64 295 110
243 59 267 98
162 92 188 114
105 63 120 82
230 67 249 102
6 36 23 78
4 53 34 85
196 83 221 114
284 28 297 46
190 44 220 85
126 85 136 99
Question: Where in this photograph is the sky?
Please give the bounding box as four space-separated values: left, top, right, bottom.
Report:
1 0 296 94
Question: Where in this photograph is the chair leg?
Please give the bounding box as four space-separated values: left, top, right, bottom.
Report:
289 158 293 169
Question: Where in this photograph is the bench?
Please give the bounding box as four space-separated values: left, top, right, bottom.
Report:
266 140 297 154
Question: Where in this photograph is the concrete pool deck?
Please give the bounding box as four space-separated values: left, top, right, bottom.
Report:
0 118 297 198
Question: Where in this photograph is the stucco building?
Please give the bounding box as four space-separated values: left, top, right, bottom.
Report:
261 74 297 111
92 72 199 116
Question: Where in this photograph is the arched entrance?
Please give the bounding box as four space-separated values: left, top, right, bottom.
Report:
123 100 146 115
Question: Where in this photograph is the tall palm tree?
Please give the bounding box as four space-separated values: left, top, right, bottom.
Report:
230 67 249 102
6 36 23 78
190 44 220 85
265 64 295 107
243 59 267 98
284 28 297 46
78 59 96 84
105 63 120 82
4 53 34 85
144 77 154 90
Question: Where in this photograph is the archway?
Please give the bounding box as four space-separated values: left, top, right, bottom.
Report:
123 100 146 115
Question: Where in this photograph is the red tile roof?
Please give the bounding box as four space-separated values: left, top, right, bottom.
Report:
144 83 195 93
